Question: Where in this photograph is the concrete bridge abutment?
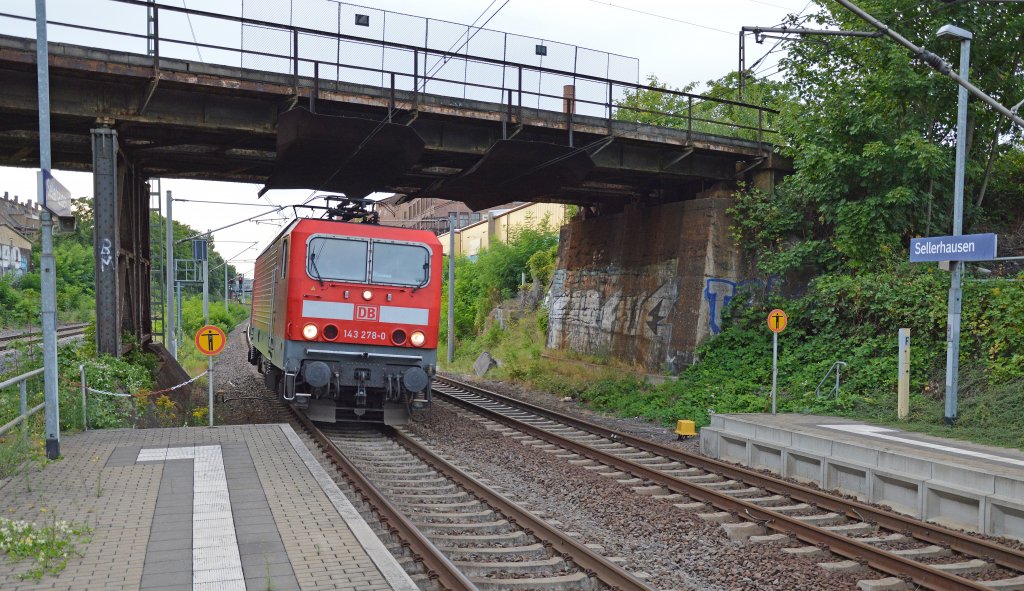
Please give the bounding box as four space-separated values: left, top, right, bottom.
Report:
546 186 758 373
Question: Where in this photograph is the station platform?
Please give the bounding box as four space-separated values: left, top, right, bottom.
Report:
700 414 1024 541
0 424 419 591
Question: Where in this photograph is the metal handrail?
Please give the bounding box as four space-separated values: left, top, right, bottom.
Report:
0 0 780 145
815 360 848 399
0 367 45 439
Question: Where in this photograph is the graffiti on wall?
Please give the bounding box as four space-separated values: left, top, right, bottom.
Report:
703 276 778 334
0 244 27 277
546 266 680 368
99 237 113 272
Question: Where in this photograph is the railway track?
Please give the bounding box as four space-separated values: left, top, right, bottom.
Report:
0 323 88 350
434 375 1024 591
284 404 653 591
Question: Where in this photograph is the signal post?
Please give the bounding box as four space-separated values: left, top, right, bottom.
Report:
195 324 227 426
768 309 788 415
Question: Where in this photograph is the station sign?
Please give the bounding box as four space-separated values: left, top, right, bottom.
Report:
41 171 73 217
39 170 76 231
909 233 997 263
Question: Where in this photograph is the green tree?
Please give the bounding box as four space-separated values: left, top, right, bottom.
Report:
620 2 1024 274
743 0 1024 273
441 220 559 342
616 72 792 142
148 211 239 305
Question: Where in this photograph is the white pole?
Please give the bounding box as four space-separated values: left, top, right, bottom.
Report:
944 35 970 425
771 331 778 414
898 328 911 420
447 212 456 364
80 364 87 431
208 354 214 427
36 0 60 460
165 190 175 358
203 256 213 427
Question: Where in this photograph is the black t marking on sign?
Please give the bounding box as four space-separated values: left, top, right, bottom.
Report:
204 330 217 351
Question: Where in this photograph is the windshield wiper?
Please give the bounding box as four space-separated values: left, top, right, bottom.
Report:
411 262 429 292
309 251 325 287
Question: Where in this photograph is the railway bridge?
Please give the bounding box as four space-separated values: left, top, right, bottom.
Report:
0 0 791 368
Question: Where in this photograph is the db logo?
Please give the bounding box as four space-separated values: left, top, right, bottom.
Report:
355 305 379 321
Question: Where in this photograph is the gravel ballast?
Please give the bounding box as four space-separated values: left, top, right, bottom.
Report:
211 343 878 589
407 402 868 591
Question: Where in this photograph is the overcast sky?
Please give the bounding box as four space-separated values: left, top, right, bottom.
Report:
0 0 812 275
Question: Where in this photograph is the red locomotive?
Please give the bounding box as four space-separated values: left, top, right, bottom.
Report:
247 197 442 425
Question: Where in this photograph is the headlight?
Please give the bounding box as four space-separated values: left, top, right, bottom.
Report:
302 323 318 340
410 331 426 347
362 290 373 300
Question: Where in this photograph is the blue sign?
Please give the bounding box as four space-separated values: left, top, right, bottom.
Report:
910 233 998 262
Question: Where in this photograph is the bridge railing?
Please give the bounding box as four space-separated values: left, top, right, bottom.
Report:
1 0 779 146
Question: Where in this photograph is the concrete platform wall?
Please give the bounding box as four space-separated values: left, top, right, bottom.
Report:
700 415 1024 541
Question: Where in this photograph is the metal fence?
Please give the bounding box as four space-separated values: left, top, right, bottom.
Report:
0 0 777 143
0 367 44 441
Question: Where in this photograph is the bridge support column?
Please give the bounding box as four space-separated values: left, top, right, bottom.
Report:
92 126 153 356
546 192 750 372
92 127 120 355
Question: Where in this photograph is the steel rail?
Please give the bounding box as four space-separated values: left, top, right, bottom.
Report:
287 408 479 591
0 324 89 347
436 375 1024 590
389 427 654 591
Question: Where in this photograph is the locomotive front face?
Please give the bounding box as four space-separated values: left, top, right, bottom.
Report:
252 219 443 426
290 230 441 424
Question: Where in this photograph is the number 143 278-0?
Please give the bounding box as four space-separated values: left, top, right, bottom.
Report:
344 329 387 341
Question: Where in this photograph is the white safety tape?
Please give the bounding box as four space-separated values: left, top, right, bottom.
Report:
86 371 208 398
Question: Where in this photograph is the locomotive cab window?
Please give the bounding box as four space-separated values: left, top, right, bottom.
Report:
371 241 430 287
307 237 368 282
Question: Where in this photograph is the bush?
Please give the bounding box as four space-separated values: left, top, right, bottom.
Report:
440 221 559 344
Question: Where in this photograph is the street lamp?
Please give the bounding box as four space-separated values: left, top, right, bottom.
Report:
936 23 971 425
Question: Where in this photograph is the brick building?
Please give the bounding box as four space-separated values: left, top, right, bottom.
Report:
376 195 523 234
0 192 40 277
0 191 41 237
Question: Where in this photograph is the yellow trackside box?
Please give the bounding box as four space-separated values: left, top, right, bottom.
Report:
674 420 696 439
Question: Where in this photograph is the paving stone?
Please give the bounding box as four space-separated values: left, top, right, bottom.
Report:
0 424 414 591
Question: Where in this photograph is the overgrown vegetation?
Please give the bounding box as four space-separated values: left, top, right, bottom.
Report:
0 517 91 580
454 265 1024 450
0 200 97 327
0 198 243 329
173 296 250 375
738 0 1023 275
0 197 252 480
440 221 559 345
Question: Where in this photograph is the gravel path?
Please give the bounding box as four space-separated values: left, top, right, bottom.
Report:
213 324 279 424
